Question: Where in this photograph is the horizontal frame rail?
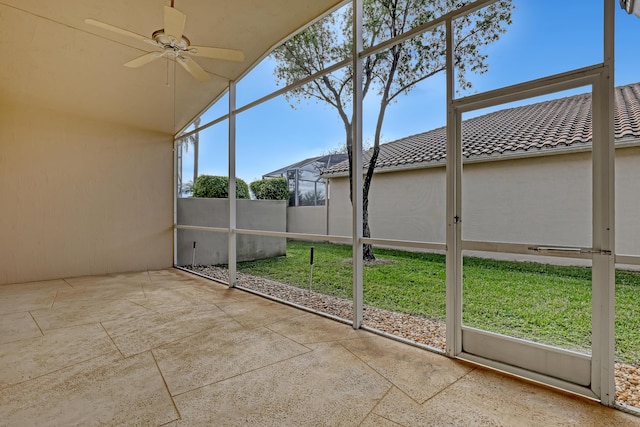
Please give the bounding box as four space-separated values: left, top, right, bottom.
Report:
178 0 501 139
614 255 640 266
176 225 448 251
178 58 350 139
360 0 499 59
175 224 353 244
176 225 640 265
175 224 228 233
361 237 445 251
461 327 592 387
453 64 603 112
462 240 593 260
457 352 598 400
178 114 230 141
235 228 352 244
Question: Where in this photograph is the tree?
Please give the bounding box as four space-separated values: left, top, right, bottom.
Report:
180 180 194 197
177 117 201 197
250 178 290 200
272 0 513 260
193 175 250 199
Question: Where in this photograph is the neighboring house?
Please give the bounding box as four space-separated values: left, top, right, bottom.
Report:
320 82 640 258
264 153 348 235
263 153 348 207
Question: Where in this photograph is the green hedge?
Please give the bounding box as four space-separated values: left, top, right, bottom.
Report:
192 175 250 199
250 177 290 200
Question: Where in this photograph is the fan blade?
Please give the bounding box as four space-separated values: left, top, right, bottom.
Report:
164 6 186 42
176 56 211 82
85 19 150 43
124 52 165 68
187 46 245 62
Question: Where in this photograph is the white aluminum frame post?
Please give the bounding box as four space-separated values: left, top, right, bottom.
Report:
351 0 364 329
445 17 462 357
591 0 616 406
228 81 237 288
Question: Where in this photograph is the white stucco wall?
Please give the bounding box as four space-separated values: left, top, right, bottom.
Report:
326 147 640 257
0 101 174 285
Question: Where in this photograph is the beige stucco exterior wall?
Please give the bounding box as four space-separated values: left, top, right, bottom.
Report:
327 179 353 237
328 167 445 242
287 206 328 235
462 152 592 248
327 147 640 257
0 101 174 285
615 146 640 256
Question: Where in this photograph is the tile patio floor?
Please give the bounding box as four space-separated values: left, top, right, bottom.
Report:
1 268 639 426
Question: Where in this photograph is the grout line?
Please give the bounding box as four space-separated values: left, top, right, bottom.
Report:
36 310 153 333
339 338 476 407
139 326 229 356
150 350 182 421
50 290 58 309
28 311 45 337
4 352 120 389
125 298 156 313
262 326 351 348
213 305 250 330
419 365 477 405
170 347 313 400
100 322 126 359
263 325 315 351
338 342 402 397
113 312 242 359
357 385 399 427
363 357 477 409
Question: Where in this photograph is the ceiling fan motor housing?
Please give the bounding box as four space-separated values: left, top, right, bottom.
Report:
152 29 191 50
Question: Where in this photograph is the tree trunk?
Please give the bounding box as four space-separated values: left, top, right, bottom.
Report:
345 116 377 261
361 144 379 262
363 213 375 261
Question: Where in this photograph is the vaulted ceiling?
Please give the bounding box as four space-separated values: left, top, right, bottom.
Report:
0 0 344 134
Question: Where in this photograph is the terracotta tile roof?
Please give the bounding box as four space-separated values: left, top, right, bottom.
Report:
323 82 640 176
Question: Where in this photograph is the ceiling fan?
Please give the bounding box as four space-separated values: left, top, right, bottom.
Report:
85 3 244 82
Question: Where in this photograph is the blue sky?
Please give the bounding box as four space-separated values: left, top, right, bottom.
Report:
180 0 640 186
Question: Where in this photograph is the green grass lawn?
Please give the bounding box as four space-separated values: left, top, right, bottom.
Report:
237 240 640 365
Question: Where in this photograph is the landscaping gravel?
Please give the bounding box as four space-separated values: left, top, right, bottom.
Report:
190 265 640 410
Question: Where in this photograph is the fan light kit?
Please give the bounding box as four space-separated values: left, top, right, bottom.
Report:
85 3 244 82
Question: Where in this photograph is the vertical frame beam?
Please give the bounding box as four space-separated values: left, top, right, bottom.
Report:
352 0 364 328
228 81 238 288
325 178 330 235
193 134 199 185
445 18 462 356
173 140 179 266
591 0 616 405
